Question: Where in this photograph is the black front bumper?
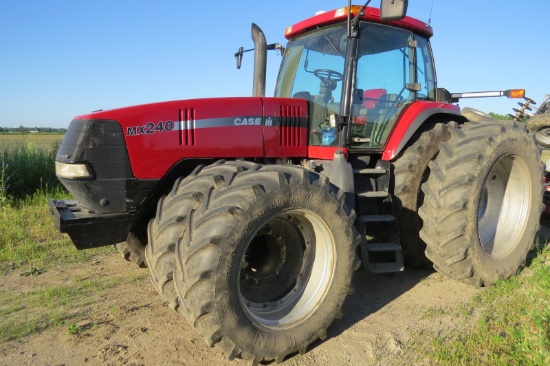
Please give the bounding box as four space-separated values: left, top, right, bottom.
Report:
48 198 132 249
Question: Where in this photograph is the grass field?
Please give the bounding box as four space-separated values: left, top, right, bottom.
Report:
1 134 64 199
0 134 63 149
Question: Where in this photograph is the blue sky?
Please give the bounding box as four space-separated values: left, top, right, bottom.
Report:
1 0 548 128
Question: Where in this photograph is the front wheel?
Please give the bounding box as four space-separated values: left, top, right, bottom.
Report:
168 162 358 363
419 121 543 286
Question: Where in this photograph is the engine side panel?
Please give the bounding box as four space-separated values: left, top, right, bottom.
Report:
76 98 263 179
75 97 310 179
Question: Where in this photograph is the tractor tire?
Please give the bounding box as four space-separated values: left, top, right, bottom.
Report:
168 161 359 363
461 107 493 122
526 114 550 148
419 121 543 287
145 163 242 310
392 122 455 268
115 231 147 268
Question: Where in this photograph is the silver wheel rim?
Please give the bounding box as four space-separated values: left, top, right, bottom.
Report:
238 210 335 328
535 127 550 146
477 154 532 258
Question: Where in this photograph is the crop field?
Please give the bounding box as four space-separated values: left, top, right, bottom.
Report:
1 134 63 199
0 134 63 149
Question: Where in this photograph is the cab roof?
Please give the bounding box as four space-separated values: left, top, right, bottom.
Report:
285 5 433 39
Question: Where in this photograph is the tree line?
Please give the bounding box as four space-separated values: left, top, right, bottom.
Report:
0 126 66 134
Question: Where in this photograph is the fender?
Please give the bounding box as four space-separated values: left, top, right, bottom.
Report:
382 101 465 160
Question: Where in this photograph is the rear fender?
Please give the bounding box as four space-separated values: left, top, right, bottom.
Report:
382 101 465 160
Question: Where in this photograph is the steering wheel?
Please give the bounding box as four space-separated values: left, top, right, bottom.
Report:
313 69 343 83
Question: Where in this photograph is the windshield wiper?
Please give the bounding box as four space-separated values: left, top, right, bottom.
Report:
315 26 343 57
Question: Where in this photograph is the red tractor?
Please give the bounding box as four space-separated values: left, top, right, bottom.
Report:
49 1 543 363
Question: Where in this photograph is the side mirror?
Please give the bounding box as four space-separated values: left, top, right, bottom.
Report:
235 47 243 69
380 0 408 21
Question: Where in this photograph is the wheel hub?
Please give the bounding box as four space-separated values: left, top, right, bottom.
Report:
240 217 306 303
478 154 531 258
238 210 335 327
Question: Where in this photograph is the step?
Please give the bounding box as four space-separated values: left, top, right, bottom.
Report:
359 242 404 273
357 191 389 198
366 262 405 273
353 168 387 175
360 215 396 223
365 242 402 252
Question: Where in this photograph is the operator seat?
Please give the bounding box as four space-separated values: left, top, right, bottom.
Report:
363 88 387 109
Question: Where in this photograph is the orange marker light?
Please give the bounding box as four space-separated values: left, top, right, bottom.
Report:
506 89 526 98
334 5 362 18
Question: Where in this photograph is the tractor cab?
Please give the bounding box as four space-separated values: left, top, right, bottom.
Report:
274 6 435 150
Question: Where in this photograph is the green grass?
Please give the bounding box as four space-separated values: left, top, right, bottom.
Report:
0 139 115 272
0 189 115 274
409 242 550 366
1 141 62 199
0 134 138 343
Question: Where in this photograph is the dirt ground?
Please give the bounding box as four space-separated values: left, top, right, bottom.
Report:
0 254 486 366
2 222 550 366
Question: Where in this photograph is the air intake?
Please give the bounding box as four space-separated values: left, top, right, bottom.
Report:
179 108 196 146
280 105 302 147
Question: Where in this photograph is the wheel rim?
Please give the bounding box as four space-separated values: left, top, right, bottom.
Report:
239 210 335 327
477 154 532 258
535 127 550 146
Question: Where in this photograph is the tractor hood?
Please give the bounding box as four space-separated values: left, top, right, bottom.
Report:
72 97 308 179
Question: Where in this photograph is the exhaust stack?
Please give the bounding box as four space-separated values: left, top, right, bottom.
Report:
251 23 267 97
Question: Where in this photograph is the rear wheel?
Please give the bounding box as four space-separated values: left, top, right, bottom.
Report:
392 122 455 267
165 162 358 363
419 121 543 286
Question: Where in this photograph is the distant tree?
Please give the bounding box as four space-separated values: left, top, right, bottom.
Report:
488 112 513 120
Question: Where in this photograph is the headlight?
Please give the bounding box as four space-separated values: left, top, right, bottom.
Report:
55 161 92 179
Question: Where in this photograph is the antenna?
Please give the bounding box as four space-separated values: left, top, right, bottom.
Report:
347 0 351 37
428 0 434 25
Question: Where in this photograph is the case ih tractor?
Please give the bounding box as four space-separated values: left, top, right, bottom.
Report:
49 1 543 363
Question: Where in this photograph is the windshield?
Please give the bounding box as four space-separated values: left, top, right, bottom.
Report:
275 24 347 146
275 22 434 148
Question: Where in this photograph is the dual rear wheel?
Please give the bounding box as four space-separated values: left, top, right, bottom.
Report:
145 161 359 363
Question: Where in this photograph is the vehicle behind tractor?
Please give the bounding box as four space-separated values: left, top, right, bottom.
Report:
48 1 544 363
523 94 550 148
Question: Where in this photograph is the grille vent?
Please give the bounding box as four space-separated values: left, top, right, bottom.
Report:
179 108 196 146
280 105 302 147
